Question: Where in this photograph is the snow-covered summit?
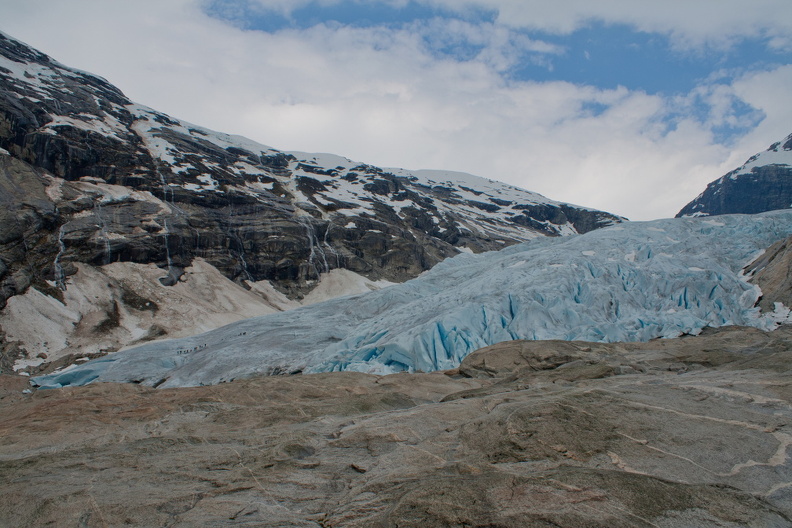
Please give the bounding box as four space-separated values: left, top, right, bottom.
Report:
678 132 792 217
32 210 792 389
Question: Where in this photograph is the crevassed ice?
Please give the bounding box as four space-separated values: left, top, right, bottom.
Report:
32 211 792 389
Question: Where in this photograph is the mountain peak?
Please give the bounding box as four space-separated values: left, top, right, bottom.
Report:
677 132 792 218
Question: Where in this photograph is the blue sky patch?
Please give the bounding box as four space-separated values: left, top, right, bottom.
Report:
201 0 790 147
518 23 791 95
204 0 473 31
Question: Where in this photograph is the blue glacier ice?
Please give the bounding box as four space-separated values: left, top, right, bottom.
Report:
32 211 792 389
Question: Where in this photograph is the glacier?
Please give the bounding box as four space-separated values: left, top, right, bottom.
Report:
32 211 792 389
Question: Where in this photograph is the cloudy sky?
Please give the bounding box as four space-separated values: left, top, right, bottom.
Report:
2 0 791 220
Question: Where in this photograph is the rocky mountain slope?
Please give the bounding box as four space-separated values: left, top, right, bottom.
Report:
32 210 792 389
0 30 621 369
4 323 792 527
677 131 792 217
0 30 619 304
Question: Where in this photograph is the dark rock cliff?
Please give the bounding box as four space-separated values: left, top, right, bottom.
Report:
0 31 622 308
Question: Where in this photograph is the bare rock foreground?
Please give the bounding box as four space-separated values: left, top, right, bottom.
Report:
3 325 792 527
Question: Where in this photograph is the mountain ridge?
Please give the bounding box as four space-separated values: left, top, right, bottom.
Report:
0 30 622 310
677 131 792 217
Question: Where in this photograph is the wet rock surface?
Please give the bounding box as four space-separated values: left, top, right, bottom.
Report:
3 325 792 527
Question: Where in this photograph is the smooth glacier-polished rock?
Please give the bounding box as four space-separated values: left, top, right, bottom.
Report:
5 326 792 527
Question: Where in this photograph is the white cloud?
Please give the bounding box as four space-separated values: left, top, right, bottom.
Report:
0 0 790 221
730 65 792 149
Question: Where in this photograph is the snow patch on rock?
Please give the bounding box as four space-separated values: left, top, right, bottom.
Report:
302 269 397 306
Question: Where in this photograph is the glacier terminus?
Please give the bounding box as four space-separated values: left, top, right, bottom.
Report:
32 210 792 389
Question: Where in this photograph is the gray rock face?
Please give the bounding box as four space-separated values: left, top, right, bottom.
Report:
0 155 60 304
677 132 792 217
745 234 792 312
3 325 792 527
0 31 622 309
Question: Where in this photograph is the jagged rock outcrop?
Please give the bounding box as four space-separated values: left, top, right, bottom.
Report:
677 132 792 217
0 30 622 311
